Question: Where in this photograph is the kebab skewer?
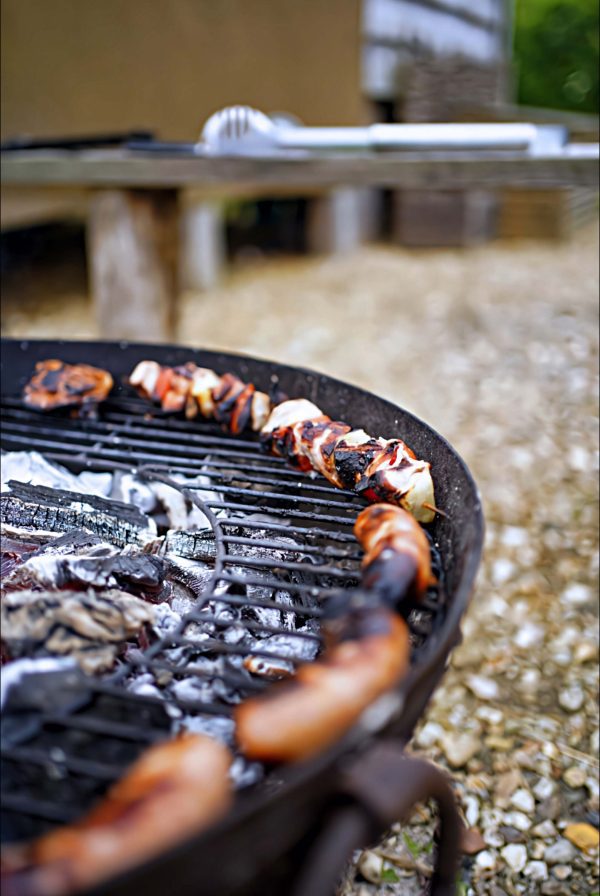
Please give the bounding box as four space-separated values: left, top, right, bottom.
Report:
127 361 436 523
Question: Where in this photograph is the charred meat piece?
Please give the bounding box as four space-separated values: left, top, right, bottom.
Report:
23 360 113 412
128 361 273 433
261 404 435 523
1 589 157 674
128 360 436 520
354 504 435 609
234 606 409 762
1 734 232 896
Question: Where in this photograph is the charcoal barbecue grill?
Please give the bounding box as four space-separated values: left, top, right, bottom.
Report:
0 338 484 896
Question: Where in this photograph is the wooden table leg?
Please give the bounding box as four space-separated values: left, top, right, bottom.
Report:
88 189 178 341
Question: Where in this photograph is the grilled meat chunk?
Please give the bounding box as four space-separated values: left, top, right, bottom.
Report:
354 504 435 608
128 360 436 520
23 360 113 412
128 361 273 433
234 606 409 762
1 734 232 896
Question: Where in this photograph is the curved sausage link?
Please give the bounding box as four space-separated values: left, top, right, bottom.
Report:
234 608 410 763
354 504 436 608
1 734 232 896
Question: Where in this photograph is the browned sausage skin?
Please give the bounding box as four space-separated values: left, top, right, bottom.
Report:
234 607 410 763
354 504 436 608
1 734 232 896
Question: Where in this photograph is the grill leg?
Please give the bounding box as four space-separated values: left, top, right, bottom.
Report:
88 188 178 341
291 741 464 896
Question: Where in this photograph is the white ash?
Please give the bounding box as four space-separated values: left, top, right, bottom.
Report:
1 451 111 497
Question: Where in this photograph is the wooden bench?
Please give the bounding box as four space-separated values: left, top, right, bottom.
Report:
2 147 598 340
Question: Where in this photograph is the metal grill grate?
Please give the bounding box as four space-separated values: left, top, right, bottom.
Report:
0 393 446 842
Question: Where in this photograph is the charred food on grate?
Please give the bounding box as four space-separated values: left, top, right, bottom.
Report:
23 360 114 412
127 359 436 523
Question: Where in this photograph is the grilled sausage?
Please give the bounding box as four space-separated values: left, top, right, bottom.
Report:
354 504 436 607
234 607 410 763
24 361 113 412
1 734 232 896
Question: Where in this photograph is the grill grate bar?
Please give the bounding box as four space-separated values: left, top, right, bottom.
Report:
1 747 126 781
189 610 322 641
0 403 363 494
205 500 356 526
218 517 358 544
222 553 359 580
1 795 81 825
222 534 362 562
40 714 162 743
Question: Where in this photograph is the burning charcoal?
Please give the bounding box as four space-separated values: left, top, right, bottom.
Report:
3 543 170 602
228 755 264 789
1 481 157 547
180 714 236 746
0 533 41 579
1 589 157 674
163 528 217 561
243 655 294 680
1 451 112 497
0 657 79 713
112 472 158 513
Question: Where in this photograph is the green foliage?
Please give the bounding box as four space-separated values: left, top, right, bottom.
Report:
380 865 400 883
514 0 599 113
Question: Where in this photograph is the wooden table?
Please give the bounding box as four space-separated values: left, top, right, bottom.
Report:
2 147 598 340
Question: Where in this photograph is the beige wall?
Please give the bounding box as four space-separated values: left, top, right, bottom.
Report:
1 0 362 143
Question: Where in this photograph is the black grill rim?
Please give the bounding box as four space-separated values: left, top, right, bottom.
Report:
0 338 484 896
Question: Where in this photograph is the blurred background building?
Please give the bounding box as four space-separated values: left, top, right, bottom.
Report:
2 0 598 258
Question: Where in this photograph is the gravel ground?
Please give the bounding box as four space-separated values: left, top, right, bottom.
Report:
2 222 599 894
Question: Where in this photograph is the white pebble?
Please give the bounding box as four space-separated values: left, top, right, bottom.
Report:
441 732 480 768
560 583 593 606
502 811 531 831
563 766 587 789
475 850 497 871
358 850 384 883
544 839 576 865
558 685 585 712
416 720 444 749
463 795 480 827
476 706 504 726
532 820 558 839
515 623 545 649
501 844 527 872
524 860 548 881
466 674 500 701
511 788 535 814
519 668 541 693
552 864 572 880
483 828 504 848
491 558 515 585
500 526 528 547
